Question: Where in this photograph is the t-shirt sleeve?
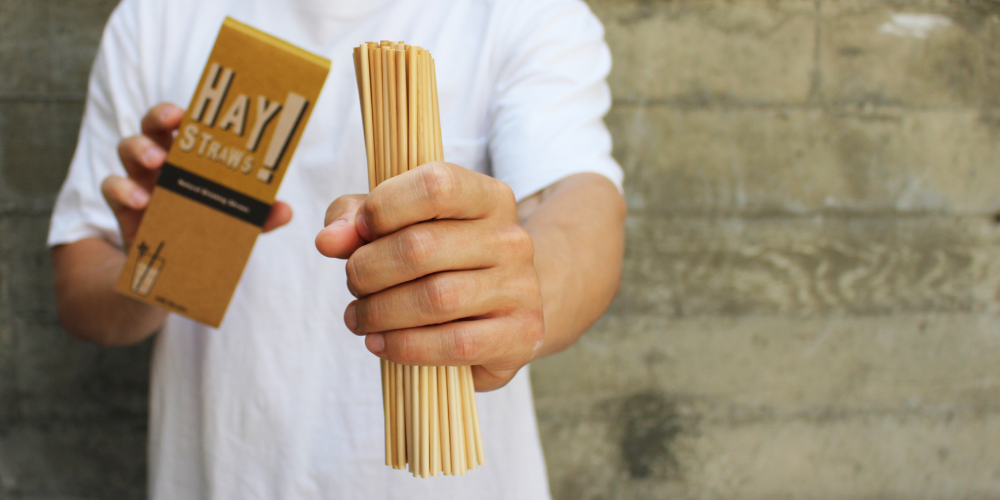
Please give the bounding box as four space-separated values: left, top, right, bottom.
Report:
47 0 146 249
487 0 623 201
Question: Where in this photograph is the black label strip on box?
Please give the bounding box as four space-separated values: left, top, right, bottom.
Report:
157 163 271 227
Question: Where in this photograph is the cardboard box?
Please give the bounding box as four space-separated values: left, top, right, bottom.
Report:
116 18 330 327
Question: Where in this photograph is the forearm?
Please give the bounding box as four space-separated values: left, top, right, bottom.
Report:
518 173 626 359
52 238 168 346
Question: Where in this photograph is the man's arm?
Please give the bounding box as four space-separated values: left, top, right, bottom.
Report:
53 238 170 346
517 172 625 358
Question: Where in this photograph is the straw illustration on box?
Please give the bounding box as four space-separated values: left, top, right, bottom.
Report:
130 241 166 297
352 42 485 477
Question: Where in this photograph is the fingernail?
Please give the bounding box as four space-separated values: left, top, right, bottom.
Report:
344 302 358 332
143 147 165 166
329 218 349 227
366 333 385 354
130 189 149 208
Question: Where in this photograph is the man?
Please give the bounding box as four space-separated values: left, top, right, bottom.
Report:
49 0 625 498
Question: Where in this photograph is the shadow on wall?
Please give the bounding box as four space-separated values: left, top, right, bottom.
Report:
607 390 695 480
616 391 686 480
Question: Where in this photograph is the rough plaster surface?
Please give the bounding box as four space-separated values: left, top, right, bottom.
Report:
1 0 999 498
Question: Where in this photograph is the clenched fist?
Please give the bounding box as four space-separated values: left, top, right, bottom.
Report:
315 163 545 391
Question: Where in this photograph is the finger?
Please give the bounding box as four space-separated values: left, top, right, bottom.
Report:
323 194 367 227
357 162 517 240
347 219 525 297
367 314 540 378
118 135 166 191
141 102 185 150
101 175 149 247
315 195 366 259
261 201 293 233
346 269 507 335
101 175 149 213
470 365 522 392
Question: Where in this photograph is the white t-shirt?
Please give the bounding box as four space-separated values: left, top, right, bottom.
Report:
48 0 622 498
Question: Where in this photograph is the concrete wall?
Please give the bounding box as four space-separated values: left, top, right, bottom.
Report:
1 1 149 498
1 0 998 498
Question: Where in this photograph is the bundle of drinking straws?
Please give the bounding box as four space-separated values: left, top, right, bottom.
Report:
352 41 485 478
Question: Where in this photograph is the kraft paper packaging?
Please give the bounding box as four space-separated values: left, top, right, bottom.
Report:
116 17 331 327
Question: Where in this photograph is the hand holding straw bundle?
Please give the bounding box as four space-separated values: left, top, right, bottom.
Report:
352 41 485 478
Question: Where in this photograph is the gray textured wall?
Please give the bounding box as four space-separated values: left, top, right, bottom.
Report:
1 1 999 499
1 1 149 499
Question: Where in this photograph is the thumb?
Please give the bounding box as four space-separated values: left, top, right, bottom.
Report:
316 194 367 259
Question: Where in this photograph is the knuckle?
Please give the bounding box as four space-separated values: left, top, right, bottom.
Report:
524 311 545 346
344 256 366 295
364 191 388 232
357 300 384 331
499 224 534 258
422 274 460 314
100 180 117 204
120 136 155 169
493 177 516 201
117 136 139 158
398 227 435 271
104 177 128 199
490 178 517 210
391 332 421 365
144 104 169 128
420 163 457 208
448 324 478 363
514 311 545 364
133 134 153 151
